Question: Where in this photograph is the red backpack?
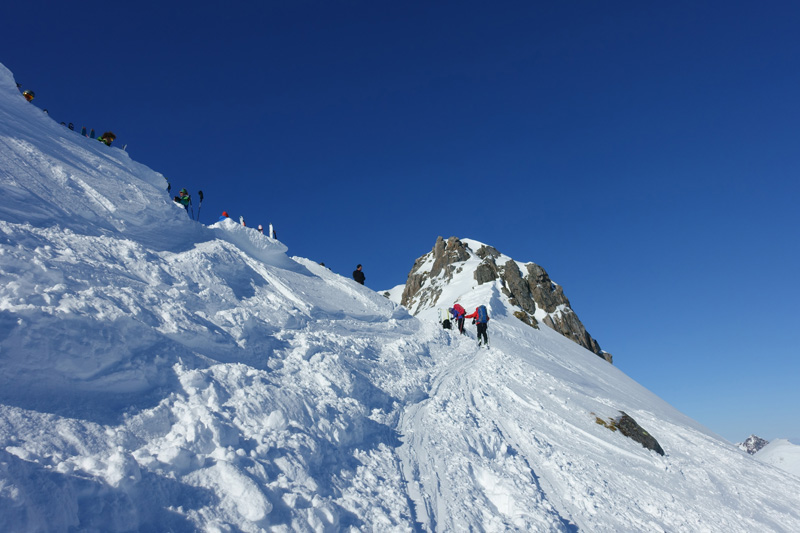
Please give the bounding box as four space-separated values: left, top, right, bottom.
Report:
453 304 465 318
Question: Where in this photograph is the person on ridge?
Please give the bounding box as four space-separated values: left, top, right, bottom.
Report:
465 305 490 346
173 188 191 211
219 211 230 222
22 89 35 102
450 303 467 335
353 264 365 285
98 131 116 146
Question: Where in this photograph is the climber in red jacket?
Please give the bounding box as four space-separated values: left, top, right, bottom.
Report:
465 305 489 346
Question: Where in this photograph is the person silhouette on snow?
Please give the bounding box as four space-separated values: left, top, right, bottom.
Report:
465 305 490 346
353 264 365 285
449 304 467 335
219 211 230 222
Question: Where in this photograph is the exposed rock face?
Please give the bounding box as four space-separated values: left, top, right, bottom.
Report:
401 236 612 363
595 412 665 455
401 236 471 314
616 412 665 456
738 435 769 455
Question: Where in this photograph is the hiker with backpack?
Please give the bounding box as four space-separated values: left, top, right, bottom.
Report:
450 304 467 335
465 305 490 346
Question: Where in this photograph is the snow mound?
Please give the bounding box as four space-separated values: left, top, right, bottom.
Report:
756 439 800 478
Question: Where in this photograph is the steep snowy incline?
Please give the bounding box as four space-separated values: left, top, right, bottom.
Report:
400 320 800 531
0 61 435 531
2 60 800 532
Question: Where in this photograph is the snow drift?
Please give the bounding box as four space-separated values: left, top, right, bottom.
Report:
2 62 800 532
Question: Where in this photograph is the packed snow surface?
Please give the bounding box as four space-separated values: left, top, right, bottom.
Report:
2 61 800 532
755 439 800 478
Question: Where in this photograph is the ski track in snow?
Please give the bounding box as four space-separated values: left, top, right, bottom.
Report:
2 61 800 532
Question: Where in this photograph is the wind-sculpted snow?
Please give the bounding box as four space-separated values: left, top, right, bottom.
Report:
2 61 800 531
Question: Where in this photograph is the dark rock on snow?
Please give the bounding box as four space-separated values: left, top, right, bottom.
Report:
737 435 769 455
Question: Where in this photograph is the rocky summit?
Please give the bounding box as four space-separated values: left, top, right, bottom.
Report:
738 435 770 455
397 236 612 363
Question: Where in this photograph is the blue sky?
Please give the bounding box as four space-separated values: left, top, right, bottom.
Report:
3 1 798 443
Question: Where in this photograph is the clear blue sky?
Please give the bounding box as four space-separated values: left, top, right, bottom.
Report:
3 1 798 443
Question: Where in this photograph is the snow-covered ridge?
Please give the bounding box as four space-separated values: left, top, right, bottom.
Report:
394 236 611 361
2 61 800 532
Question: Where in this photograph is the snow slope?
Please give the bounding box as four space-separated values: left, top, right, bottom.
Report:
2 61 800 532
756 439 800 478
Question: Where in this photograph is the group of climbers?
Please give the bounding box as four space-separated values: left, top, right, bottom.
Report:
166 180 277 238
19 85 119 148
22 84 450 336
445 303 490 347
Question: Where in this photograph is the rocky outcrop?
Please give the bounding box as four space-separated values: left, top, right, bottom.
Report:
400 237 612 363
595 412 665 456
471 243 609 362
401 237 471 314
616 412 665 456
738 435 769 455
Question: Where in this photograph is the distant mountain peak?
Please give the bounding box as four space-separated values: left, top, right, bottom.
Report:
399 236 612 363
738 435 769 455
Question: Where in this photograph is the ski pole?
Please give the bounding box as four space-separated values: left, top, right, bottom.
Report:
196 190 204 222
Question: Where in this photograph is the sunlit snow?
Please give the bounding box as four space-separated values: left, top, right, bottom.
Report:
1 61 799 532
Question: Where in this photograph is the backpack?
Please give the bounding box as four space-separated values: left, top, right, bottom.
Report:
476 305 488 324
453 303 465 318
